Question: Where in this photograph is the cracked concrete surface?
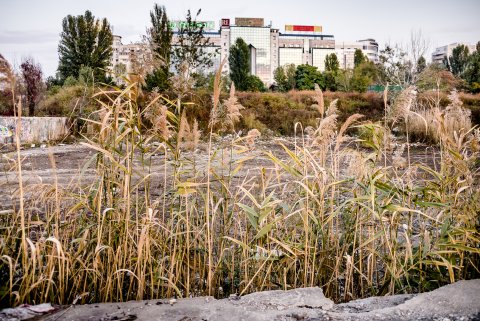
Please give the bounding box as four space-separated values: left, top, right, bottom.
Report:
18 279 478 321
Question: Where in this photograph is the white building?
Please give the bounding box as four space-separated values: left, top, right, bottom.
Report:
112 18 379 86
432 42 477 65
335 39 379 70
358 39 379 63
110 35 151 79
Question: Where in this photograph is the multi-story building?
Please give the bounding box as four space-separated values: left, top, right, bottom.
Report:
335 39 379 70
111 35 150 75
358 39 379 63
432 42 477 65
198 18 337 84
278 26 335 74
335 41 362 70
111 18 379 86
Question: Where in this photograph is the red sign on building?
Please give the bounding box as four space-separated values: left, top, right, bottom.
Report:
221 18 230 27
285 25 322 32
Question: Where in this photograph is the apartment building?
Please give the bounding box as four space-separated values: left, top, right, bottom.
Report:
432 42 477 65
111 17 379 85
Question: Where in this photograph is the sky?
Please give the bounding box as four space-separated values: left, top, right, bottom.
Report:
1 0 479 77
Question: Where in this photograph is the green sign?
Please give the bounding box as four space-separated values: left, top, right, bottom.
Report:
169 21 215 31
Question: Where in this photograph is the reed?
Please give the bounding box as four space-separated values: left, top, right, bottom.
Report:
0 63 478 308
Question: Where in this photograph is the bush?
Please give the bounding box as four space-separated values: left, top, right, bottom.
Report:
37 85 91 116
0 89 15 116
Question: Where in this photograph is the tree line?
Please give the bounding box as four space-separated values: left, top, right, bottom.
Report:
2 4 480 117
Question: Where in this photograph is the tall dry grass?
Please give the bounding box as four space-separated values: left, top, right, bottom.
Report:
0 61 479 308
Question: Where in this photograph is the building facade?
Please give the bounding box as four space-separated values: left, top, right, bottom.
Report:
432 42 477 65
111 35 150 75
335 39 379 70
111 18 379 86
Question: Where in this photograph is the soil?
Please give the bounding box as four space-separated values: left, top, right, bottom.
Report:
0 138 440 211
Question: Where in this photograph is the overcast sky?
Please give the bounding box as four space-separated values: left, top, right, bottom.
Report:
1 0 479 77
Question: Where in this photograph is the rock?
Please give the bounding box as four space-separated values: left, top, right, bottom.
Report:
5 272 480 321
0 303 55 321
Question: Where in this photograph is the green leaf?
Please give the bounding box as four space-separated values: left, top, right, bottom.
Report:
237 203 258 230
254 222 274 240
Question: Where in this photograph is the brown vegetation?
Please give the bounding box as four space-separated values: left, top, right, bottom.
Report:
0 72 479 308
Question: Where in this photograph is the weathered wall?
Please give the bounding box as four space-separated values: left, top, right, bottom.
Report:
0 117 70 144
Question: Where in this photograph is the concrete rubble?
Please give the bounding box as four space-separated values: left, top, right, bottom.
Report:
2 279 476 321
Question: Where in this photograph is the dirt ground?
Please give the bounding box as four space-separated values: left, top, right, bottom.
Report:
0 138 440 210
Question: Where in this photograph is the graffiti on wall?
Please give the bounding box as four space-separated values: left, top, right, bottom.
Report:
0 117 69 144
0 125 14 137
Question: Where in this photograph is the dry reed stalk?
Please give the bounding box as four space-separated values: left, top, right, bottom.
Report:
1 62 479 307
388 86 416 124
178 110 201 151
312 83 325 117
246 129 261 149
224 83 244 130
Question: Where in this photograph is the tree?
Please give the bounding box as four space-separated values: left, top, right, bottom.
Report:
20 57 43 116
351 66 371 92
416 63 459 92
274 63 296 92
408 29 430 73
245 75 266 92
378 44 412 86
463 41 480 92
172 9 215 73
448 44 470 77
335 69 354 92
58 10 113 82
229 38 250 91
145 4 173 91
354 49 366 68
295 64 324 90
324 71 337 91
416 56 426 74
273 65 286 90
0 54 16 116
325 53 339 74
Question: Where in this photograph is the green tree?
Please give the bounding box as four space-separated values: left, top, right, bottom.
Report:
274 63 296 92
351 61 378 92
295 64 324 90
145 4 173 91
354 49 366 68
325 53 340 74
273 65 287 90
416 56 427 74
335 69 353 92
245 75 266 92
324 71 337 91
463 41 480 92
229 38 250 91
448 44 470 76
172 9 215 72
57 10 113 82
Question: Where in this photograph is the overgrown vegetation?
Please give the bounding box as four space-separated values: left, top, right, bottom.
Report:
0 56 479 309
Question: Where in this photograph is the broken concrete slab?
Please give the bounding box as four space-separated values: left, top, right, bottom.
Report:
0 303 56 321
0 116 69 144
31 279 480 321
